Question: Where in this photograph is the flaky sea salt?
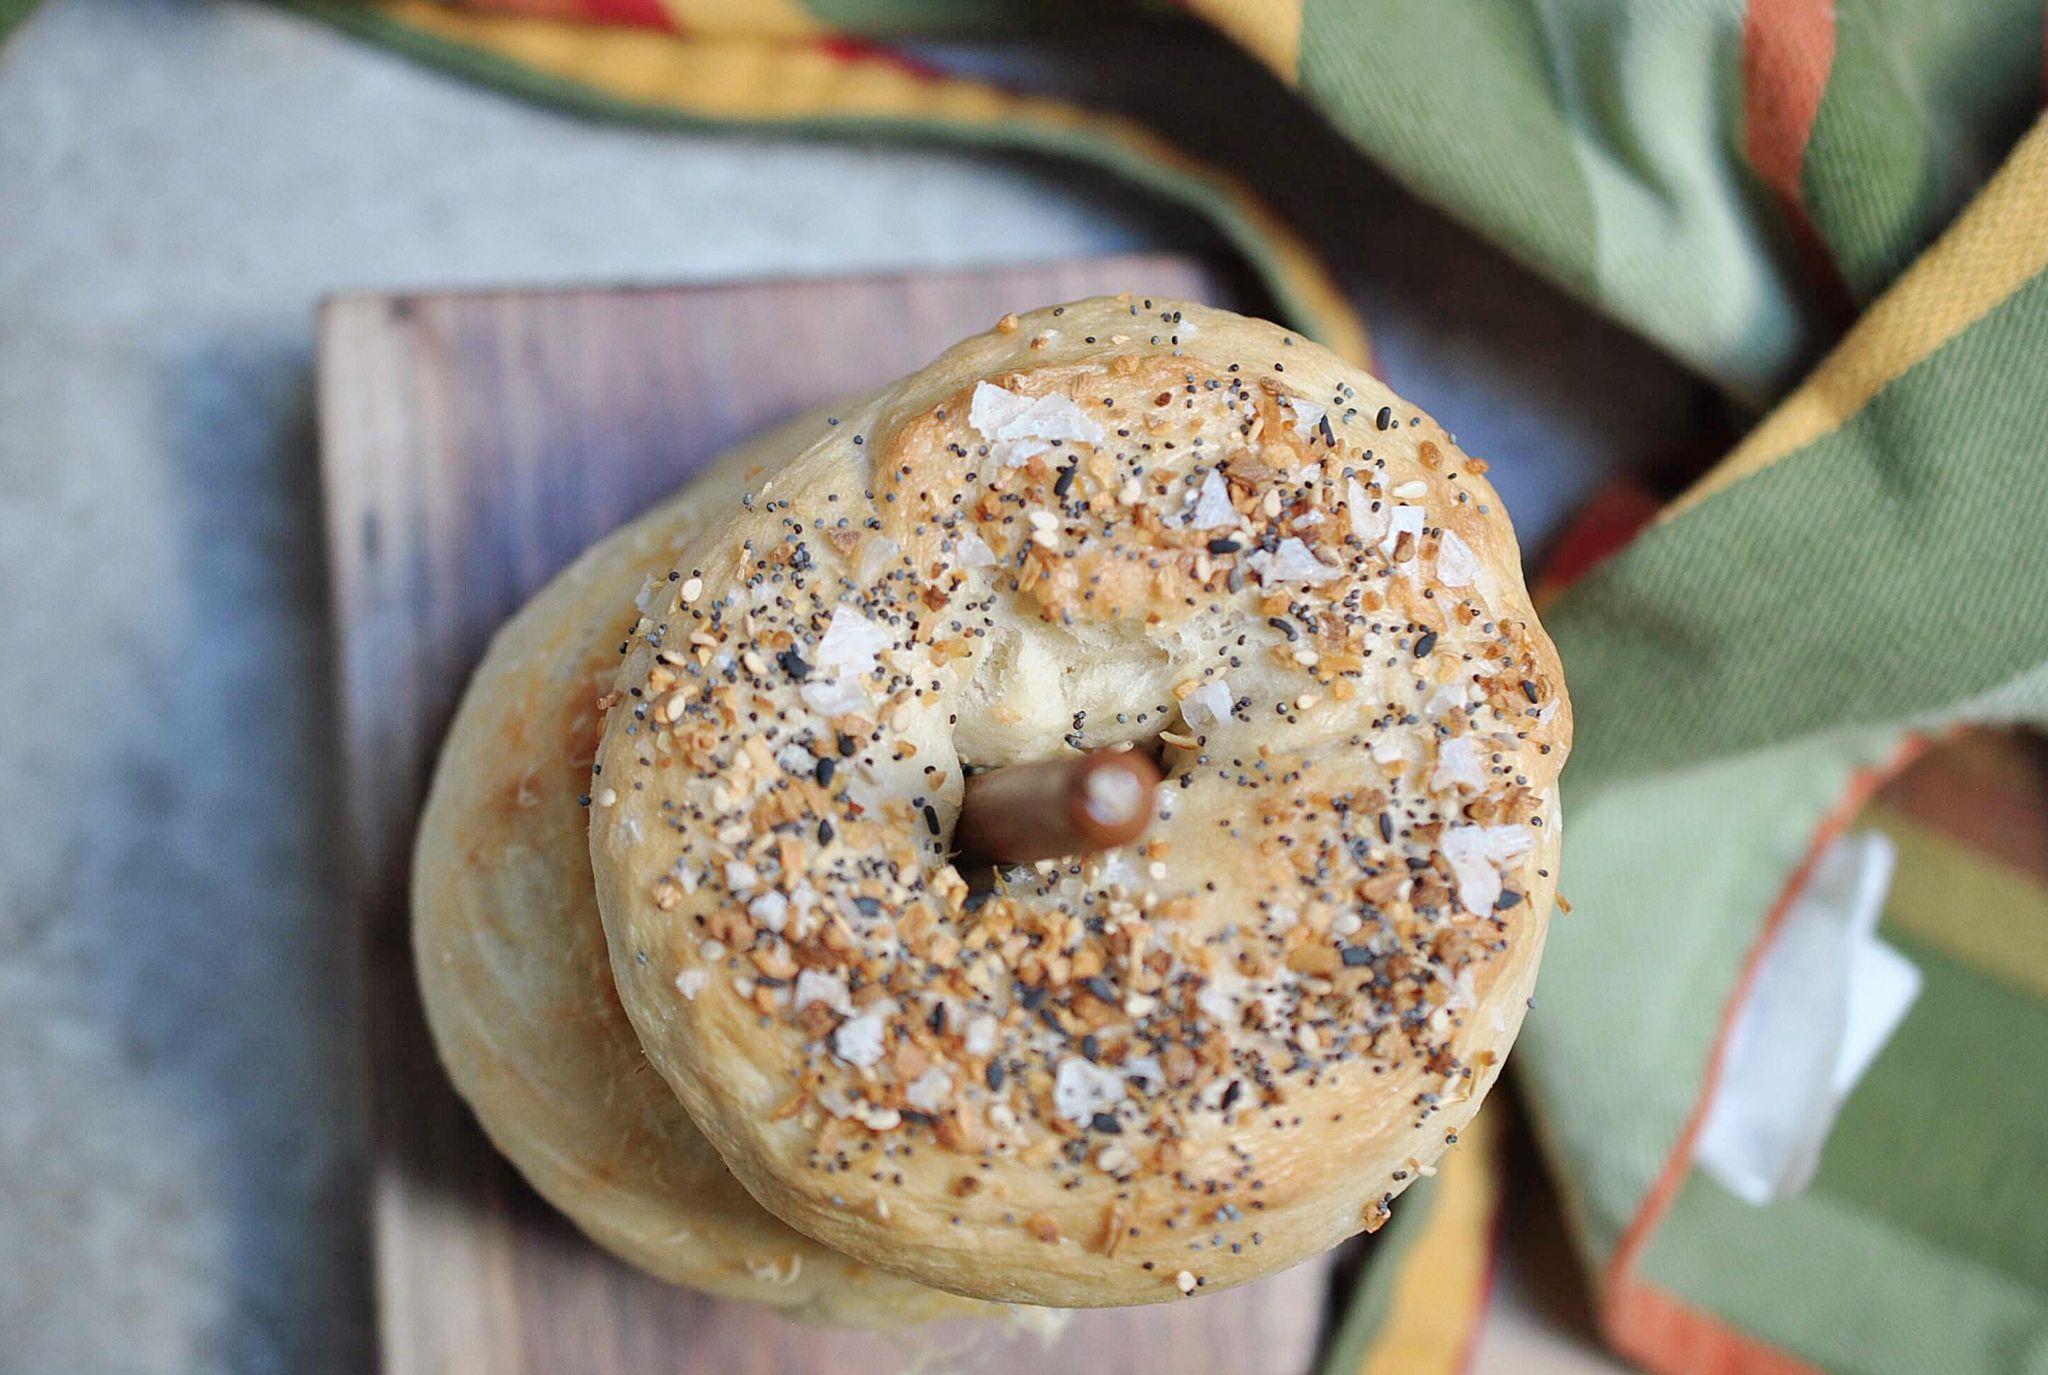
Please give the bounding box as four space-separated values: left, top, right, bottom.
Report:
1436 530 1480 587
855 535 901 585
1187 469 1237 529
1382 504 1426 557
634 574 673 617
1442 824 1535 915
1284 396 1326 434
905 1067 952 1113
814 607 891 677
1053 1057 1128 1124
1252 537 1343 585
800 676 869 718
794 968 852 1016
1430 735 1488 793
968 379 1032 436
1347 479 1387 544
1180 678 1233 733
955 530 998 569
1422 681 1470 719
747 891 789 933
967 380 1105 466
832 1008 888 1067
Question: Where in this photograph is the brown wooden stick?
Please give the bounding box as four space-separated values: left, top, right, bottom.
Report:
954 750 1162 864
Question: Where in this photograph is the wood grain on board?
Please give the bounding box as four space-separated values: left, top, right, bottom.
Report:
316 254 1342 1375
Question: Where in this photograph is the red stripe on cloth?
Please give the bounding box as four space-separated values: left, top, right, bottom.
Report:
1536 480 1663 594
1599 734 1929 1371
455 0 674 27
1743 0 1834 196
1744 0 1854 318
1607 1278 1829 1375
1880 732 2048 880
811 35 945 80
583 0 671 26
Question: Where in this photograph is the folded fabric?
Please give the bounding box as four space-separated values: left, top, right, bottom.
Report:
35 1 2033 1369
1535 127 2048 1371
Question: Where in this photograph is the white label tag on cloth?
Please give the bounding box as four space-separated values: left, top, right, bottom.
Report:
1695 830 1923 1207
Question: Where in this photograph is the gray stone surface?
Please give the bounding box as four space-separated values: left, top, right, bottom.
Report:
0 3 1703 1371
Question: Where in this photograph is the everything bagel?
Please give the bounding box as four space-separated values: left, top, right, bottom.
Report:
589 297 1570 1307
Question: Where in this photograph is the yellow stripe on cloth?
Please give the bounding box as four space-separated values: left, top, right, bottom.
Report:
1183 0 1304 85
1864 805 2048 1002
1354 1108 1502 1375
1663 114 2048 522
365 0 1367 364
653 0 820 37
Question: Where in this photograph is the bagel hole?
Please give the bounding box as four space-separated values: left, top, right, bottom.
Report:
946 612 1186 877
951 737 1168 886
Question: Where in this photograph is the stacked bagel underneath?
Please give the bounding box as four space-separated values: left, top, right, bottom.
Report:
413 297 1570 1323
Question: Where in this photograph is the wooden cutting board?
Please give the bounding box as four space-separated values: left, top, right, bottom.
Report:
316 254 1343 1375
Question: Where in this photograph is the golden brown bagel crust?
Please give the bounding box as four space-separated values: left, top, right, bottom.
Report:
590 298 1571 1307
412 411 988 1325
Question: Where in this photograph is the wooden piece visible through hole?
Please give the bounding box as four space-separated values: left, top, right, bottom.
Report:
955 750 1161 864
